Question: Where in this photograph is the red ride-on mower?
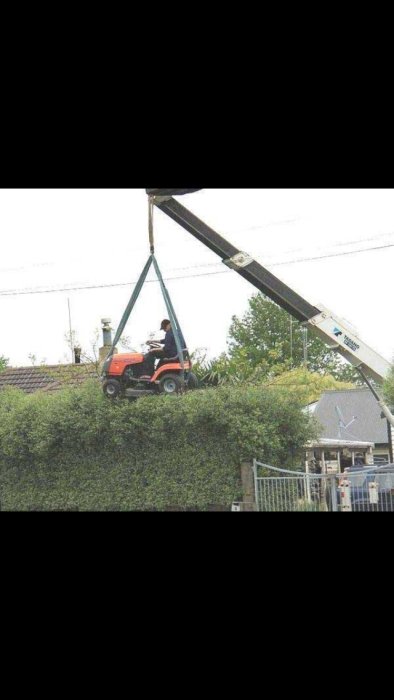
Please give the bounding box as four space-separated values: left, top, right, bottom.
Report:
102 342 199 399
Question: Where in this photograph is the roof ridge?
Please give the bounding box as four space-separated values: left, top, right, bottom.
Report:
321 388 370 395
3 363 95 371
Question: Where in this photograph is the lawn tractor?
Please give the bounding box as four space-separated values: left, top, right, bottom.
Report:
102 342 198 399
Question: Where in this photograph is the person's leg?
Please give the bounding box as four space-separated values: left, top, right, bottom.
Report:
156 354 169 371
142 350 164 377
152 350 165 372
142 352 156 376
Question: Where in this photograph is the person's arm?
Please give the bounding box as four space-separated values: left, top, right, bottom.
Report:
147 338 166 345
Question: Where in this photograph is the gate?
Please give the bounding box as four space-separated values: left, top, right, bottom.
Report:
253 461 394 512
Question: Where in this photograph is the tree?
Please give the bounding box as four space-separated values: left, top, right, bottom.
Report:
228 294 360 382
0 355 9 373
267 368 355 406
63 329 102 376
63 328 136 374
384 363 394 408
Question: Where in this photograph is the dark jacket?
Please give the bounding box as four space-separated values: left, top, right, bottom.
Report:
161 329 186 358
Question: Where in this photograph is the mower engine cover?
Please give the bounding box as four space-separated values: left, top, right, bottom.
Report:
146 188 202 197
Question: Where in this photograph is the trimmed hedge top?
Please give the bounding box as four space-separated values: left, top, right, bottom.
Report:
0 382 316 511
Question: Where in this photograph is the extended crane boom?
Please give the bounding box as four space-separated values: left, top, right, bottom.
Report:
146 189 394 426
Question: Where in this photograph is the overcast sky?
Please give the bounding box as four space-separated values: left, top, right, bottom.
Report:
0 189 393 367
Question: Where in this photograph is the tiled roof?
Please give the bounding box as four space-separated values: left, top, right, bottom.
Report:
0 364 99 394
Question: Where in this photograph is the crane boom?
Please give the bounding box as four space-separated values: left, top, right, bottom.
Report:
147 190 393 425
151 195 319 322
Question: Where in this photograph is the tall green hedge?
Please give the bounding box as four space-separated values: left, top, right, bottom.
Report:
0 381 316 511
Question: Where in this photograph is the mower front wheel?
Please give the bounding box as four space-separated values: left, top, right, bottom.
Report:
103 378 122 399
159 373 182 395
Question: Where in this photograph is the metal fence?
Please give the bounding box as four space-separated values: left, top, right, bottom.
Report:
253 461 394 512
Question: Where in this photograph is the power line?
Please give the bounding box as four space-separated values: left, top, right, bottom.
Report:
271 241 394 267
0 270 231 296
163 233 394 271
0 240 393 297
2 228 394 275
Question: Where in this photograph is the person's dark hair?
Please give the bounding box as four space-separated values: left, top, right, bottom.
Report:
160 319 171 331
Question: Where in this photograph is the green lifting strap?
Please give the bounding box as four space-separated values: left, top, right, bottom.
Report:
106 255 153 359
106 255 188 387
151 255 186 382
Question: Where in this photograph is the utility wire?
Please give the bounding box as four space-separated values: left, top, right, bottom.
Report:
0 241 393 297
271 241 394 267
0 270 232 296
1 229 394 275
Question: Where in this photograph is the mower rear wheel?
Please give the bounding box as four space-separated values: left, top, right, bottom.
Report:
159 373 182 395
187 372 199 390
103 378 122 399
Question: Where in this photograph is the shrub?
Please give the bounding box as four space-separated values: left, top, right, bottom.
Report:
0 381 317 511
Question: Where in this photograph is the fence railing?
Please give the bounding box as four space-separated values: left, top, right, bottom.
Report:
253 461 394 512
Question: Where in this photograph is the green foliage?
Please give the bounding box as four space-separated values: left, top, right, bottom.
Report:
0 380 317 511
268 368 355 406
384 363 394 408
192 295 360 387
0 355 9 373
192 350 244 387
228 294 360 383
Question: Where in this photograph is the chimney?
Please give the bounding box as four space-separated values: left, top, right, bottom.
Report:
99 318 117 363
74 346 82 364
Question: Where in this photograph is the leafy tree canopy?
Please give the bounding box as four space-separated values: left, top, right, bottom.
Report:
384 363 394 408
193 295 360 386
266 368 355 406
228 294 360 381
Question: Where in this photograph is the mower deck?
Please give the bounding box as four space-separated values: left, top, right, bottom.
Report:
125 388 156 398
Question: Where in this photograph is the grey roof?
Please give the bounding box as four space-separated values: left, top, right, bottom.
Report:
311 388 390 445
0 364 98 394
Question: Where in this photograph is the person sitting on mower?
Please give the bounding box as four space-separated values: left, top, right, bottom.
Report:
142 319 185 377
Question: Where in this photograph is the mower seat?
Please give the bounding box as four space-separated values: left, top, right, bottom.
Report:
159 349 189 365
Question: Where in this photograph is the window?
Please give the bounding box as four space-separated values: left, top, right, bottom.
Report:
374 454 389 466
324 451 339 462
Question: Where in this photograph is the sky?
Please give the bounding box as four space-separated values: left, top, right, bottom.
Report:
0 188 393 367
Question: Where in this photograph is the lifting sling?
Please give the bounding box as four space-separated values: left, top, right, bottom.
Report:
106 253 187 382
105 195 187 384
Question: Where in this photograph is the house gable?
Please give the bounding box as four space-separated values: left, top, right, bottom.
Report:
312 388 390 446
